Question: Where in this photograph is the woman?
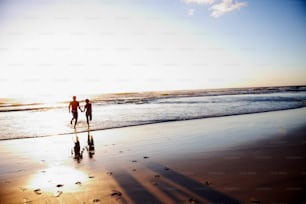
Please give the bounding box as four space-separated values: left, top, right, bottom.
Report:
83 99 92 126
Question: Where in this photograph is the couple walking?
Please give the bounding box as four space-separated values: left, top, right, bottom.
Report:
68 96 92 128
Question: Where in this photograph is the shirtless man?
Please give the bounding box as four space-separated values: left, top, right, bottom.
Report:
68 96 82 128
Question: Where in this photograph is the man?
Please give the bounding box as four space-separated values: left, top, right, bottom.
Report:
68 96 82 128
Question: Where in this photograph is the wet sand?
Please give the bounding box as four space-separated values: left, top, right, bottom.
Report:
0 108 306 203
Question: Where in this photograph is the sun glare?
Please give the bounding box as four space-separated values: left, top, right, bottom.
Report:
0 0 259 99
27 166 88 194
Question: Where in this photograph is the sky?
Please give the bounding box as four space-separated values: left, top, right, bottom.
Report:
0 0 305 99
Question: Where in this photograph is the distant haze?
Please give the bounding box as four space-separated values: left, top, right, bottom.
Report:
0 0 305 98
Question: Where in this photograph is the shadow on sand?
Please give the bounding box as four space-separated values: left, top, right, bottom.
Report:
111 161 240 204
112 167 163 204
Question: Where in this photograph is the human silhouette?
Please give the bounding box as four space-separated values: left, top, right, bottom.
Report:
72 132 83 162
68 96 82 128
83 99 92 126
87 129 95 158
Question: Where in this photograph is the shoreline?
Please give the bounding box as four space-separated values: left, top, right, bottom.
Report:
0 108 306 203
1 107 306 142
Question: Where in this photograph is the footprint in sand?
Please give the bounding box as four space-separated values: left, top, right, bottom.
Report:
204 181 212 186
75 181 82 185
188 197 199 204
54 190 63 197
19 187 27 191
89 175 95 179
152 175 161 186
249 198 262 204
106 172 113 176
164 167 170 171
23 198 32 204
93 198 100 202
56 184 64 188
111 190 122 199
131 160 137 163
143 156 149 159
33 189 42 195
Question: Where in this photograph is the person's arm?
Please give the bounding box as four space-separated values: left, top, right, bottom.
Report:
68 102 71 112
78 103 83 112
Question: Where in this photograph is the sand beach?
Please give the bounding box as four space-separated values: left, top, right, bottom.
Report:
1 0 305 202
0 108 306 204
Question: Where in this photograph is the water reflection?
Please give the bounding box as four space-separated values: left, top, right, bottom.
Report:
25 129 96 194
87 129 95 158
72 130 83 162
72 129 95 162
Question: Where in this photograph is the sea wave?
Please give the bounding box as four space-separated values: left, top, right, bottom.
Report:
1 86 306 112
0 86 306 140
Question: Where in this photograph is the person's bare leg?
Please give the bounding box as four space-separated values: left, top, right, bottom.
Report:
86 115 89 126
74 116 78 128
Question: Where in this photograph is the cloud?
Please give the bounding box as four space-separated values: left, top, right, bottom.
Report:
183 0 215 5
182 0 247 18
209 0 247 18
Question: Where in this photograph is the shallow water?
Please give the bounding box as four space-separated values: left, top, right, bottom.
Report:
0 86 306 140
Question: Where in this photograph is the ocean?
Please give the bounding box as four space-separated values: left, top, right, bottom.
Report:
0 86 306 140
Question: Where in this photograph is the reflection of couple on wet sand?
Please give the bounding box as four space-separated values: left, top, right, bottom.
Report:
73 129 95 161
68 96 92 128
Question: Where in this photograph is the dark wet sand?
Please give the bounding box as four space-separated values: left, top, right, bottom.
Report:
0 108 306 203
